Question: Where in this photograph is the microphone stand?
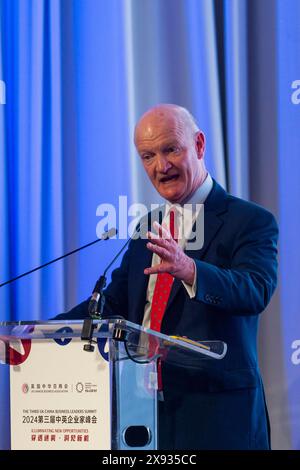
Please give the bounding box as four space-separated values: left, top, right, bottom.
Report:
80 222 149 352
0 227 117 351
81 233 134 352
0 237 112 288
81 275 106 352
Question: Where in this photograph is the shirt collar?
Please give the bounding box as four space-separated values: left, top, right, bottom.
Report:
165 173 213 216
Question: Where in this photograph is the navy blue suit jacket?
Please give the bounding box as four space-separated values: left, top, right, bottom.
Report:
58 180 278 449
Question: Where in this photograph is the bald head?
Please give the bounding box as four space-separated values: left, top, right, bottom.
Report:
134 104 207 205
134 104 199 145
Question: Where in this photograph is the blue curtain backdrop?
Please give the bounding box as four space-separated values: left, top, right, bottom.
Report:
0 0 299 449
277 0 300 450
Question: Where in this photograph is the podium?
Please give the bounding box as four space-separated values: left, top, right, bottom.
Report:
0 319 226 450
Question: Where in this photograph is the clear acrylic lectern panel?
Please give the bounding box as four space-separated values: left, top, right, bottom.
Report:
0 319 226 450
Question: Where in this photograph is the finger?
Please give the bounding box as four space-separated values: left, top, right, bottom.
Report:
146 242 171 259
147 231 169 248
146 230 159 240
152 221 163 238
144 263 169 275
153 221 172 240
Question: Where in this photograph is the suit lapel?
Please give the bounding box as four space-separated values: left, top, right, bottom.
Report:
130 182 229 320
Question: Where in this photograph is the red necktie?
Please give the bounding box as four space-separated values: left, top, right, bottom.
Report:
149 209 177 393
150 209 177 331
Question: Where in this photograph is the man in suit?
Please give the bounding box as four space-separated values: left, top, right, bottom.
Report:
60 104 278 449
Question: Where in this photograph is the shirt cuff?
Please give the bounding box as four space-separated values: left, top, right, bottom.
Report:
182 260 197 298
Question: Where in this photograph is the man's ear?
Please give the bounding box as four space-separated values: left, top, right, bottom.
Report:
195 131 205 159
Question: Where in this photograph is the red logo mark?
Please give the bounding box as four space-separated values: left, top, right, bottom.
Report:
5 339 32 365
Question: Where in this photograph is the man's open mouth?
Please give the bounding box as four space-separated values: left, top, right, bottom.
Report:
159 174 179 183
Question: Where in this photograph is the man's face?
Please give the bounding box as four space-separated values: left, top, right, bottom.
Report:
135 113 206 204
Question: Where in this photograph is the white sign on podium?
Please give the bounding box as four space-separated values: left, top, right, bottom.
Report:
9 327 111 450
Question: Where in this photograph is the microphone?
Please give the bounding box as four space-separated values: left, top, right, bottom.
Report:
88 233 133 319
81 222 147 350
0 227 117 288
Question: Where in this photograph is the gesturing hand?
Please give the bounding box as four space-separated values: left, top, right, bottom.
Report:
144 221 195 286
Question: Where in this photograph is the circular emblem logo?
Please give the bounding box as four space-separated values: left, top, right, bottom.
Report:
75 382 84 393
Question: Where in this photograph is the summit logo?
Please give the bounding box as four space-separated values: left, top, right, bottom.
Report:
0 80 5 104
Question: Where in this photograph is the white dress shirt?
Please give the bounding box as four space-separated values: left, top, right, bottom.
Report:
142 173 213 329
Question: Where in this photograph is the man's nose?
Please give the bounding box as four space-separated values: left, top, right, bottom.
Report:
156 154 172 173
